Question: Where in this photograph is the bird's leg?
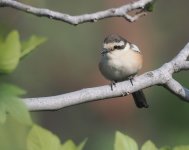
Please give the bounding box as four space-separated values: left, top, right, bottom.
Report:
128 76 134 86
110 81 117 91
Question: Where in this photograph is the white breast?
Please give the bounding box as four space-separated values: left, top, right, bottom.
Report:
99 48 142 81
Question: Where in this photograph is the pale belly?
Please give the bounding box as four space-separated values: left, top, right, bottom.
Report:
99 50 142 82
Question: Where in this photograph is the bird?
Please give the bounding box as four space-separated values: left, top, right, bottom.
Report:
99 34 149 108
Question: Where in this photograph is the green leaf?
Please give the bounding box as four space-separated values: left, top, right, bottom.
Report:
0 116 31 150
0 31 46 73
0 83 32 125
141 140 158 150
60 140 77 150
21 35 46 58
27 125 61 150
144 0 156 12
76 139 87 150
173 146 189 150
114 131 138 150
0 30 21 74
60 138 87 150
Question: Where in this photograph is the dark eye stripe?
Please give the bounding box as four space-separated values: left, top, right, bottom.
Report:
114 45 125 49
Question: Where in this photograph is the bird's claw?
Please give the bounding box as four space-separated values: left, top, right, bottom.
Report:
110 81 117 91
128 76 134 86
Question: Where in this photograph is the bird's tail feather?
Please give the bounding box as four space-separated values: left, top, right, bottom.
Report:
132 90 149 108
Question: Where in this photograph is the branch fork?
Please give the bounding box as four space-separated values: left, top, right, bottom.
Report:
23 43 189 111
0 0 154 25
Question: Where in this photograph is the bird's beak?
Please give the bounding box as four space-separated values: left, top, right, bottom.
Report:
101 48 110 54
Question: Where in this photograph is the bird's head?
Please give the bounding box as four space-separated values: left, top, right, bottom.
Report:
101 34 140 54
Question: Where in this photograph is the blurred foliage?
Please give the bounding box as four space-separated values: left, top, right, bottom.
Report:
141 141 158 150
0 116 31 150
0 116 86 150
21 35 47 58
27 125 61 150
144 0 157 12
0 30 48 149
115 131 138 150
0 31 20 74
115 131 189 150
27 125 86 150
0 83 32 125
0 30 46 74
60 138 87 150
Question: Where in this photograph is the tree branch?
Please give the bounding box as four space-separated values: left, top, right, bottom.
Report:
0 0 154 25
23 43 189 111
165 78 189 102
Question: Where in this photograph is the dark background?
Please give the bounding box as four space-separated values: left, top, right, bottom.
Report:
1 0 189 149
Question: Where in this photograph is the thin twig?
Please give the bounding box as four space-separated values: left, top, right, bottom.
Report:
0 0 153 25
124 12 147 22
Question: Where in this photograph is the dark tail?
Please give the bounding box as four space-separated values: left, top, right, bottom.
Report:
132 90 149 108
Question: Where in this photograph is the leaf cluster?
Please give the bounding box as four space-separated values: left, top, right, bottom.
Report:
0 30 46 74
27 125 87 150
114 131 189 150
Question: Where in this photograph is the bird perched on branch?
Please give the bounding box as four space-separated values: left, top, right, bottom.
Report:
99 34 149 108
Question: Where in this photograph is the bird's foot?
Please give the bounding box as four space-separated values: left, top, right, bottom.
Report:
128 76 134 86
110 81 117 91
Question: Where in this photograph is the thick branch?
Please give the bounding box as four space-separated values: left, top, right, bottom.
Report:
0 0 153 25
24 43 189 111
165 78 189 101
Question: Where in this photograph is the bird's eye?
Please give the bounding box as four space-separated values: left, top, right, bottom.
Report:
114 45 121 49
